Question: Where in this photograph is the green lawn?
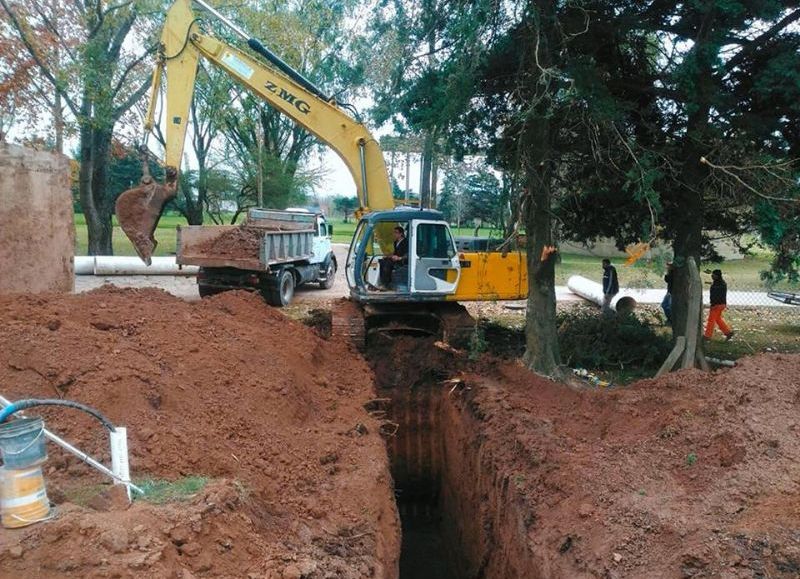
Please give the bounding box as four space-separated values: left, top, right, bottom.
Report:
73 214 496 255
74 214 796 292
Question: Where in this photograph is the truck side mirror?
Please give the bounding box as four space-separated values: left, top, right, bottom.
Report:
328 224 334 237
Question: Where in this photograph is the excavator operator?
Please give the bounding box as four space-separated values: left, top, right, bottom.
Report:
379 226 408 288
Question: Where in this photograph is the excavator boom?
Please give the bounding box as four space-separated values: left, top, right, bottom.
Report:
116 0 393 263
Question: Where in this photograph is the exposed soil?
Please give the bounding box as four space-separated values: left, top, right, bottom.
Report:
455 352 800 577
0 287 399 578
365 330 800 578
1 286 799 578
192 227 263 259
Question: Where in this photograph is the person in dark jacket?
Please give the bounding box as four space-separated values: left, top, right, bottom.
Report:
379 226 408 288
662 262 674 325
601 259 619 315
704 269 734 341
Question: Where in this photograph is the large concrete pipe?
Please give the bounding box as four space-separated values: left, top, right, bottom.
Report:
566 275 637 313
77 256 198 276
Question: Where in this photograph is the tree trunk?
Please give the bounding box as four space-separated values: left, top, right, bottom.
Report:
78 116 114 255
419 131 434 208
53 92 63 155
669 28 715 365
522 122 562 377
521 0 562 378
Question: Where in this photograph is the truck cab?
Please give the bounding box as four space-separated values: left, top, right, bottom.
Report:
345 209 461 303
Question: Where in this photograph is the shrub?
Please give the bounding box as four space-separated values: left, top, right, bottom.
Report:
557 308 671 370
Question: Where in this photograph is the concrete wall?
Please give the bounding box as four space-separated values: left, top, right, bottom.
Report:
0 142 74 293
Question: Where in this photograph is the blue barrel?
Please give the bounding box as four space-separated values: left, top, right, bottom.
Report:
0 417 47 469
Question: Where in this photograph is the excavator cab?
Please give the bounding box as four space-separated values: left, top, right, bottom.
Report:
346 209 461 303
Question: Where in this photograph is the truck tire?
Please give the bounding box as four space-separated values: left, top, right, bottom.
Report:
319 259 337 290
264 269 295 307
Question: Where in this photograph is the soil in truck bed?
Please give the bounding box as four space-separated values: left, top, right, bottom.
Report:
191 226 263 260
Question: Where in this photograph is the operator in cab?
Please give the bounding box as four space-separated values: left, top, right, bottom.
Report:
379 226 408 288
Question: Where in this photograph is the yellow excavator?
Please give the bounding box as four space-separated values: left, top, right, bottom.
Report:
116 0 528 342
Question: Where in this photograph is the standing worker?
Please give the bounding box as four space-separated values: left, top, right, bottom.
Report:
704 269 735 341
601 259 619 315
662 262 674 325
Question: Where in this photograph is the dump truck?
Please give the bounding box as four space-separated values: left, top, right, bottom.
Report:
176 208 336 306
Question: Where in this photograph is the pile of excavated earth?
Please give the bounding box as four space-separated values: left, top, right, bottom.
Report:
0 288 398 578
0 286 798 578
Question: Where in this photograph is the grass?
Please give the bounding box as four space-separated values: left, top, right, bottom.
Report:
134 476 210 504
73 213 499 255
74 212 191 256
60 475 209 506
74 212 797 293
471 301 800 385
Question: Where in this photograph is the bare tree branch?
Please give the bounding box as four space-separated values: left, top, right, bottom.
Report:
0 0 80 116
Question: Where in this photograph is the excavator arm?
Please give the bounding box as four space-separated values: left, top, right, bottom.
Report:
116 0 393 263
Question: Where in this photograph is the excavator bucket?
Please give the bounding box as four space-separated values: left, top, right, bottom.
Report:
115 165 177 265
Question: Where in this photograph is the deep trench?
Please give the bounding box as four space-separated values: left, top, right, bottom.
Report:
366 333 479 579
310 308 536 577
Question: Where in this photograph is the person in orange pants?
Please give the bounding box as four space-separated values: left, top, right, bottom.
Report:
704 269 734 341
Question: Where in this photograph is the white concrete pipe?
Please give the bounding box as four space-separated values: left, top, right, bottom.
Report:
74 256 95 275
76 256 198 276
566 275 637 313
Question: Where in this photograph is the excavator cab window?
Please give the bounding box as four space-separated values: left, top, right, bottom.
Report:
346 219 411 294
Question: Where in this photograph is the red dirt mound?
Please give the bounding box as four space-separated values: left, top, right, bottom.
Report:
0 287 399 578
452 353 800 577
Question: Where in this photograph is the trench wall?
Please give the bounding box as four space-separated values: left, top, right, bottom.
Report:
438 393 542 578
387 380 541 578
0 142 74 293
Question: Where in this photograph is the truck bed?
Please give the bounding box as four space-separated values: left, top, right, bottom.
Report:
177 210 317 270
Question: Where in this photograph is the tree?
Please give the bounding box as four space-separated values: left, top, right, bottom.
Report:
332 195 358 222
369 0 453 208
366 0 580 376
0 0 154 254
551 2 800 362
464 170 503 230
208 0 365 210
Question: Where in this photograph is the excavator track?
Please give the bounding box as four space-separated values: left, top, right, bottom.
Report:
331 299 367 351
331 300 475 352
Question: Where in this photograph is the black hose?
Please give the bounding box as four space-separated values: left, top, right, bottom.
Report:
0 399 117 432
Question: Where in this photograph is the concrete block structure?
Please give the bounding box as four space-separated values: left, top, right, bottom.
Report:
0 142 74 293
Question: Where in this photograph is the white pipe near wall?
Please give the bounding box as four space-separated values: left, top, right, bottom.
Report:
566 275 637 313
74 256 95 275
75 256 198 276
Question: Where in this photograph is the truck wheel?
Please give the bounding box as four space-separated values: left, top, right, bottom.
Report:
319 260 337 290
264 270 295 307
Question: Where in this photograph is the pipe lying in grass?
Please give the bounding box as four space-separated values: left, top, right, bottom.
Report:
566 275 637 314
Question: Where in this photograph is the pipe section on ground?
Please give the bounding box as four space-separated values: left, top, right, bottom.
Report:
75 256 198 276
74 256 95 275
566 275 637 313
